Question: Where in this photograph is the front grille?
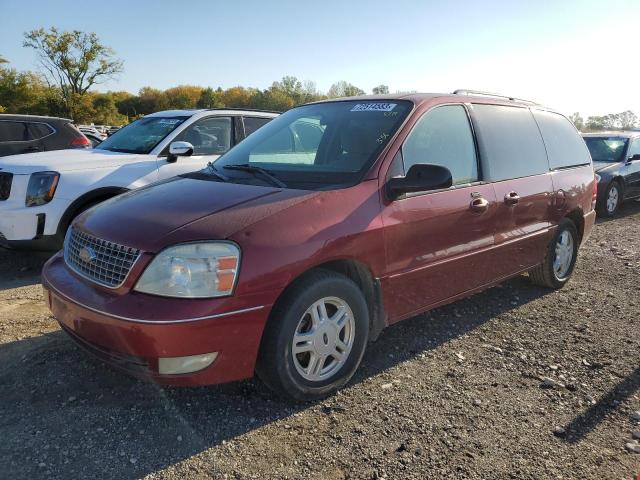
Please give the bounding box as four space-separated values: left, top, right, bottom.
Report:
64 227 141 288
0 172 12 200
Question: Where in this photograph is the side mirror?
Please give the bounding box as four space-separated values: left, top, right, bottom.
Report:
628 153 640 162
387 163 453 199
167 141 194 163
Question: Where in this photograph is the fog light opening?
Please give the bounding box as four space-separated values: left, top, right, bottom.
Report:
158 352 218 375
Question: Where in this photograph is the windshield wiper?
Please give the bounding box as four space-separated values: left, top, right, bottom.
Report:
206 162 230 182
223 164 286 188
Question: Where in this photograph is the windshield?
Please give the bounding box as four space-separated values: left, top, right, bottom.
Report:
95 116 187 154
584 137 628 163
212 100 412 190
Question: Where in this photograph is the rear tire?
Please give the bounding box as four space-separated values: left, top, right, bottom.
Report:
256 269 369 402
529 219 579 289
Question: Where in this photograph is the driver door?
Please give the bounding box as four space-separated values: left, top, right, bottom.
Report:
157 116 235 179
625 138 640 198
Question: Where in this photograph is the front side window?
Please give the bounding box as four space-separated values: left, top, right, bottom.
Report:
625 138 640 159
243 116 272 137
173 116 232 155
472 104 549 182
402 105 478 185
583 137 629 163
213 100 412 190
95 116 187 154
0 121 28 142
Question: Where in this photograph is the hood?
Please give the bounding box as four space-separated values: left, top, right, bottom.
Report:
593 161 621 172
0 149 146 175
75 176 317 252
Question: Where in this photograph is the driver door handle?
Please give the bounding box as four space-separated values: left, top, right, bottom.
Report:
470 196 490 213
504 191 520 205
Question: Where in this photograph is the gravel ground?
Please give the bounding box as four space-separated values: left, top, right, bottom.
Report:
1 202 639 480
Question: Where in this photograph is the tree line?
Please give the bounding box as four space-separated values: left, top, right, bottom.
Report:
0 27 637 131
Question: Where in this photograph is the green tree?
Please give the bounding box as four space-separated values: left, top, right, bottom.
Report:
197 87 224 108
372 84 389 95
327 80 365 98
618 110 638 130
569 112 584 130
23 27 123 119
0 67 60 115
164 85 203 109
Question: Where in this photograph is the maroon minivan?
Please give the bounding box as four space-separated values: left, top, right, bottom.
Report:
42 91 597 400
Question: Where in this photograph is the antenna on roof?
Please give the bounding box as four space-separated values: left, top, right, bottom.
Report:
453 89 538 105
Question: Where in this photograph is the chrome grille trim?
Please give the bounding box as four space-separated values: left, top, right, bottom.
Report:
0 172 12 200
64 227 141 288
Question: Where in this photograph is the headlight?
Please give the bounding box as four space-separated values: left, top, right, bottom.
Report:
26 171 60 207
134 242 240 298
595 173 601 183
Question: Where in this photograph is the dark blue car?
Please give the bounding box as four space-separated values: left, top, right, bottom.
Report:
583 132 640 216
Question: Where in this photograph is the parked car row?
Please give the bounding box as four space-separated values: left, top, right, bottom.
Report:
0 90 595 401
582 131 640 217
0 114 91 157
0 108 278 249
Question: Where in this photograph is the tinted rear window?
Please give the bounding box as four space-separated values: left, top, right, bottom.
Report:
28 122 54 140
0 121 29 142
532 110 590 169
472 104 548 181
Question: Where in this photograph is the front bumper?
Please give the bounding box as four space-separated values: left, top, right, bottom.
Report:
0 197 71 242
42 253 278 386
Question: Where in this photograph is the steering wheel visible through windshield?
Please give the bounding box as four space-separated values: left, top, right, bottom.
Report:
212 100 412 190
96 116 187 154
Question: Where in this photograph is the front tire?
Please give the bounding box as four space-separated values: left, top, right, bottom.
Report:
256 269 370 402
529 219 579 289
598 181 622 217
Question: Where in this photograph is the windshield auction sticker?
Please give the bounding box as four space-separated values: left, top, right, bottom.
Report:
351 103 397 112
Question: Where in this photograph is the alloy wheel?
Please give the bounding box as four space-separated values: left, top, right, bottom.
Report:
553 230 574 280
291 296 355 382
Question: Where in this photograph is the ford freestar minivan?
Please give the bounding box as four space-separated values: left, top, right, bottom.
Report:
43 91 596 401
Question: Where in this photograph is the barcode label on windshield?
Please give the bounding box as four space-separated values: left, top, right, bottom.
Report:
351 103 397 112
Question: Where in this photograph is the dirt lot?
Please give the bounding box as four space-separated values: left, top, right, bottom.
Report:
1 203 639 480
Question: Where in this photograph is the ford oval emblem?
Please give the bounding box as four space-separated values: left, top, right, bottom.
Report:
79 246 97 264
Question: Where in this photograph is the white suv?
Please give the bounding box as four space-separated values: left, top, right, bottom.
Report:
0 109 278 249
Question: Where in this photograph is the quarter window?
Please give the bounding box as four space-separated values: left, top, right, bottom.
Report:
27 122 54 140
402 105 478 185
472 104 549 181
532 110 590 169
176 117 233 155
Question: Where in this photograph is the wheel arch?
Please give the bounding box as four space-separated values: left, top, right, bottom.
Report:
265 258 387 344
565 208 585 244
56 187 129 236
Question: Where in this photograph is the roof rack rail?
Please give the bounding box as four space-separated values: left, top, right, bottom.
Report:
452 89 538 105
204 107 282 114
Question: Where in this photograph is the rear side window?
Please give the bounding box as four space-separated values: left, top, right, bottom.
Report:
532 110 590 169
27 122 54 140
472 104 548 181
0 121 29 142
402 105 478 185
243 116 272 137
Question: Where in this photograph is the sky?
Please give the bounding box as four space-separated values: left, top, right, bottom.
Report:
0 0 638 118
